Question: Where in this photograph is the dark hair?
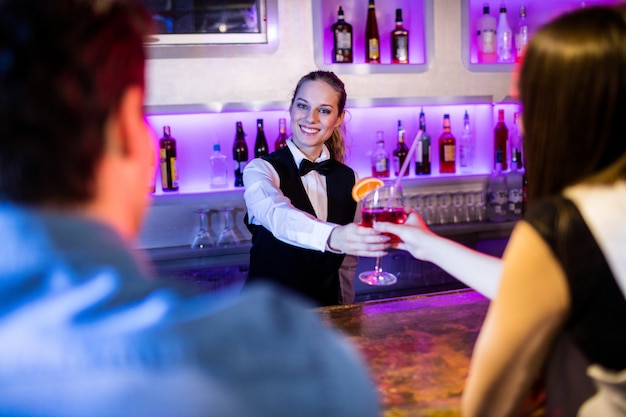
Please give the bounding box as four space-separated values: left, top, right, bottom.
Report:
0 0 152 206
519 5 626 207
290 71 348 163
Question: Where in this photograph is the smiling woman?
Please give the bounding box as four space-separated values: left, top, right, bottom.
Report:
242 71 392 306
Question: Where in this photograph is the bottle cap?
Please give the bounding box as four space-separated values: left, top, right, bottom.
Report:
214 143 221 151
395 9 403 22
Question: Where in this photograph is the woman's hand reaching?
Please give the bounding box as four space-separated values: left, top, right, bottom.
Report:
374 209 503 299
372 211 437 262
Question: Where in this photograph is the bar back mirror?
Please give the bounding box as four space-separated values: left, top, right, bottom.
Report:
142 0 278 58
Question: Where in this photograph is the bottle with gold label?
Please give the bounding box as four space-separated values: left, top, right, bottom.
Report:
365 0 380 63
159 125 179 192
438 114 456 174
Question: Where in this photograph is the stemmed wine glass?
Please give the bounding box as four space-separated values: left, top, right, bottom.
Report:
216 207 240 247
191 209 215 249
359 184 407 286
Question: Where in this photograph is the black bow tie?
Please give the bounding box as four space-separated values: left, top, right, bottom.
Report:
299 159 332 176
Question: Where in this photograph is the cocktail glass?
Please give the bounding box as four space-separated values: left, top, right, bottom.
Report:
358 184 407 286
216 207 240 247
191 209 214 249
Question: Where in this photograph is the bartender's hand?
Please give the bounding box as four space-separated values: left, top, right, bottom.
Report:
372 211 436 262
328 223 390 257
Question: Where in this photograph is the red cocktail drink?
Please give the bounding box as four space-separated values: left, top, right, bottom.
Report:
361 207 407 244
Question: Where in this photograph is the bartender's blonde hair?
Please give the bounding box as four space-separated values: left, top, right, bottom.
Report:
290 71 347 164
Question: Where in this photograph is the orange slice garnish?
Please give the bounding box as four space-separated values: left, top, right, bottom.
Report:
351 177 385 202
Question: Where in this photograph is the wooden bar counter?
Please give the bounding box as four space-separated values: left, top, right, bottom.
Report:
317 289 490 417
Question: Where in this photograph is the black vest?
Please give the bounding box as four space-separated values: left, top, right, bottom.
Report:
245 147 356 306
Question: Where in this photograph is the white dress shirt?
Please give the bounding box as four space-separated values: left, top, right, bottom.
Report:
243 139 355 253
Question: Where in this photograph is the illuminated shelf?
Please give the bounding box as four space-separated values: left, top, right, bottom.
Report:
146 96 522 201
312 0 434 74
461 0 623 72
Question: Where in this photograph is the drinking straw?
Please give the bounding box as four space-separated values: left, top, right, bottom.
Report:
384 130 423 209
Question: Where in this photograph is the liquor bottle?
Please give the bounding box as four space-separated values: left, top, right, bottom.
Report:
371 130 390 178
332 6 353 63
275 117 288 151
496 3 513 63
209 142 228 189
233 121 248 188
393 120 409 177
438 114 456 174
416 107 431 175
459 110 474 174
365 0 380 63
254 118 268 158
510 111 523 168
514 5 529 63
487 149 508 222
506 149 523 220
494 109 509 171
159 125 179 192
476 3 497 62
391 9 409 64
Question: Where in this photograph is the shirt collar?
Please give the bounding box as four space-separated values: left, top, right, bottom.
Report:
286 139 331 166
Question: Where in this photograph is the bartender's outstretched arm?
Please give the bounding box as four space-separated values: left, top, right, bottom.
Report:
374 212 502 299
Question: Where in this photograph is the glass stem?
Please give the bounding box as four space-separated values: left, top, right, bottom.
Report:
374 256 383 277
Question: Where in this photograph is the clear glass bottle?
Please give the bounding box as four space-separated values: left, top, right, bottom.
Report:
487 149 508 222
515 5 529 63
477 2 497 62
459 110 474 174
209 142 228 189
254 118 268 158
275 117 288 151
438 114 456 174
159 125 179 192
496 3 513 62
332 6 353 63
371 130 390 178
391 8 409 64
365 0 380 63
494 109 509 171
416 107 431 175
393 120 409 177
233 121 248 188
506 149 523 220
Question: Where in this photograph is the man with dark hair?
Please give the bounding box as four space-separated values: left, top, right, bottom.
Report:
0 1 379 416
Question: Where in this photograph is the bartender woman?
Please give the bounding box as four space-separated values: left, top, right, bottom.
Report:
243 71 388 306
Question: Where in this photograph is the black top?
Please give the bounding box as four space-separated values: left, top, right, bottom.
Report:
245 147 357 306
526 196 626 371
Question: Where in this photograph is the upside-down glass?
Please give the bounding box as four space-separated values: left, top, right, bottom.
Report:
191 209 215 249
359 184 407 286
216 207 240 246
